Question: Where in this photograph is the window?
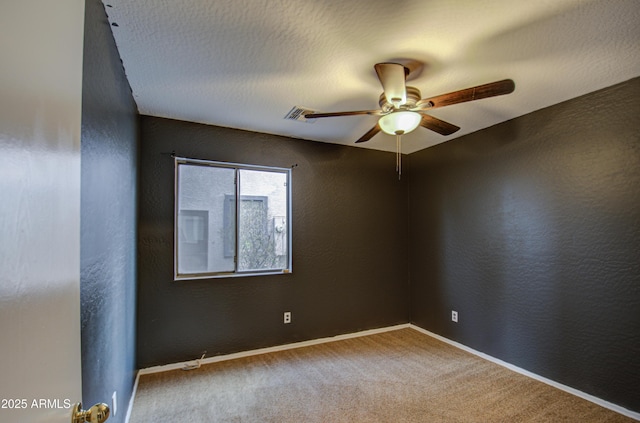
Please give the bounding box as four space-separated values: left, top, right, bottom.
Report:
175 157 291 280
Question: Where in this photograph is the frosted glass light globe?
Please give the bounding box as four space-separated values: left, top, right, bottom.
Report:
379 111 421 135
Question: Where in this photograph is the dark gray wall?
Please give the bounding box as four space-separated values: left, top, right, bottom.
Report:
81 1 138 421
409 77 640 412
137 117 409 368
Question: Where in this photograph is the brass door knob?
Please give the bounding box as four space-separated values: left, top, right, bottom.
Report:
72 402 110 423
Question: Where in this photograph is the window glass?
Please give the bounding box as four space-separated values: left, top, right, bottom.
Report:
176 164 235 275
175 158 291 279
238 169 288 272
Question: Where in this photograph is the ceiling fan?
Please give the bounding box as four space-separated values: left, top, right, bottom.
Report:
304 62 515 144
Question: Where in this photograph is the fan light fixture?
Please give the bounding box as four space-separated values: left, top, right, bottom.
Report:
378 111 421 135
301 60 515 178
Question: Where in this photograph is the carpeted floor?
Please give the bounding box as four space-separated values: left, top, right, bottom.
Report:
129 328 635 422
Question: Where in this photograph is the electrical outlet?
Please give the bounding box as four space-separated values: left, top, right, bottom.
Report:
452 310 458 323
284 311 291 324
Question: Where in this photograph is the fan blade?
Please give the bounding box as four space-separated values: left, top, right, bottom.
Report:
420 114 460 136
374 62 408 106
305 109 382 119
417 79 515 109
355 123 381 143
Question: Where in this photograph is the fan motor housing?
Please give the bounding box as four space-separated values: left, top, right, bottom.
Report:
379 86 422 109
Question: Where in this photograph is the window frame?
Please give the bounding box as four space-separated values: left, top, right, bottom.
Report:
174 157 292 280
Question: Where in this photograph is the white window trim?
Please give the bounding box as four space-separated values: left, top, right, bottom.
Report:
174 156 292 280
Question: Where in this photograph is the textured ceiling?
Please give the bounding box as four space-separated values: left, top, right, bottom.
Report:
103 0 640 153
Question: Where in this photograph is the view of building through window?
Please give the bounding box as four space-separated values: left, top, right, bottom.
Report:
175 159 291 279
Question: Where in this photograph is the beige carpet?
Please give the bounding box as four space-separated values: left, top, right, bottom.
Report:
129 328 635 422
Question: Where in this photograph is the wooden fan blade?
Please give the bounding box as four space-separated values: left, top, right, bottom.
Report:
374 62 408 106
305 109 382 119
420 114 460 136
355 123 381 143
417 79 515 109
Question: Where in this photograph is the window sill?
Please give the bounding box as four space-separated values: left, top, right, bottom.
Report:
174 268 292 281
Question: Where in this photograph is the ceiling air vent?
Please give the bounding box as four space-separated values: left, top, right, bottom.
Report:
284 106 316 123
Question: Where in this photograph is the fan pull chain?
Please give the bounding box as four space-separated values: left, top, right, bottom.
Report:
396 135 399 172
396 134 402 180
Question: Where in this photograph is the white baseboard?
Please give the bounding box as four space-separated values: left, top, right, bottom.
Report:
124 371 140 423
409 324 640 422
137 324 411 376
127 323 638 422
